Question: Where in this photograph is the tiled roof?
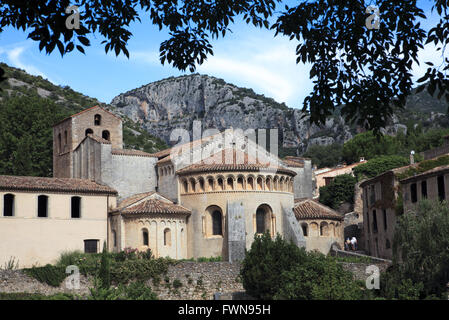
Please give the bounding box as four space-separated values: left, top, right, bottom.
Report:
117 192 156 210
176 148 296 176
111 149 156 158
115 192 190 216
0 175 117 195
87 134 111 145
400 164 449 183
151 131 225 159
283 159 305 168
293 199 343 221
54 105 121 126
120 199 191 216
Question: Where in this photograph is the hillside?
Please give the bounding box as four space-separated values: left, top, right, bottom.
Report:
110 74 449 155
0 63 168 154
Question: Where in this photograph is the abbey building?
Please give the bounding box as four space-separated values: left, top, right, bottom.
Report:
0 106 343 267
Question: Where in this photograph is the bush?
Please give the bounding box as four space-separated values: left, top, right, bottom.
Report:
23 264 66 287
319 174 357 209
274 252 362 300
391 199 449 298
240 232 363 300
240 232 309 299
99 242 111 289
353 155 409 180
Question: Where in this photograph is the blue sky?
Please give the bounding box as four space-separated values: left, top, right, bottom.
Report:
0 1 443 108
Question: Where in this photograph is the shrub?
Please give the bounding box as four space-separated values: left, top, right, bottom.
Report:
240 232 308 299
353 155 409 180
240 232 363 300
172 279 183 289
23 264 66 287
99 242 111 289
319 174 357 209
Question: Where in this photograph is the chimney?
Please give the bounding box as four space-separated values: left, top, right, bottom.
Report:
410 150 415 164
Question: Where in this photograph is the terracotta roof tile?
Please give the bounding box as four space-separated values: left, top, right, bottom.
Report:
54 105 121 126
117 192 156 210
0 175 117 195
176 148 296 176
87 134 111 145
293 199 343 221
119 199 190 216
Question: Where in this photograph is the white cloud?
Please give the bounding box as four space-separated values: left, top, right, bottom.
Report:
0 43 54 82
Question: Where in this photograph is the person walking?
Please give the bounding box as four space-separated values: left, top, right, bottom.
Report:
351 236 357 251
345 238 351 251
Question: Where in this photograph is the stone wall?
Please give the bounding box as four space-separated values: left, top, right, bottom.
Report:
147 262 244 300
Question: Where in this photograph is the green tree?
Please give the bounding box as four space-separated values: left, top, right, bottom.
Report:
353 155 409 180
303 143 343 168
274 252 362 300
99 242 111 289
0 95 69 176
342 131 399 164
319 174 357 209
2 1 449 131
240 232 363 300
391 199 449 298
240 232 308 300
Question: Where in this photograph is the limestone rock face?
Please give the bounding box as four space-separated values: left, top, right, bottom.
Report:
110 74 354 153
110 74 449 153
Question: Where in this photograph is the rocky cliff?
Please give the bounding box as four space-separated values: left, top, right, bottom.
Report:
110 74 448 155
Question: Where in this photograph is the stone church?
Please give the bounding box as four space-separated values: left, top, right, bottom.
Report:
0 105 343 267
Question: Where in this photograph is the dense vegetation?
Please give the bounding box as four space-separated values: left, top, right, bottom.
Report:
0 96 69 177
240 232 363 300
353 155 410 180
0 64 167 177
302 143 343 168
318 174 357 210
379 199 449 300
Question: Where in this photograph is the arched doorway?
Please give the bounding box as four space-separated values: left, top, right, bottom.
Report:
255 204 273 235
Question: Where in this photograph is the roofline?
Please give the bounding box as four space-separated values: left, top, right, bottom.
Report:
0 185 117 195
53 105 121 127
176 166 297 176
400 166 449 184
315 161 367 177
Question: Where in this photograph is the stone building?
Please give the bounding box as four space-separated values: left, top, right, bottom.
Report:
400 164 449 213
0 175 117 267
293 198 344 253
1 105 338 267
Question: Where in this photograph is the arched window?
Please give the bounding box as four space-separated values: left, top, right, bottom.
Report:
37 195 48 218
71 196 81 218
102 130 110 141
85 128 93 136
190 178 196 192
212 210 223 236
112 230 117 247
320 222 329 236
257 176 263 190
94 114 101 126
237 176 244 190
301 223 308 237
58 133 62 152
164 228 171 246
142 229 149 246
247 177 254 190
256 208 266 233
64 130 68 146
198 178 205 192
207 178 214 191
217 178 224 191
183 180 188 193
3 194 14 216
227 177 234 190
